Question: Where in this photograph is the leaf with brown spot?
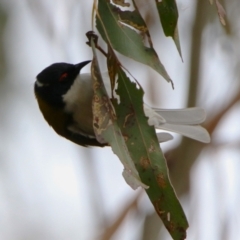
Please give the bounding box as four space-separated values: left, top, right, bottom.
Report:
140 157 151 170
156 173 167 188
112 0 130 7
89 35 148 190
96 0 173 85
112 61 188 240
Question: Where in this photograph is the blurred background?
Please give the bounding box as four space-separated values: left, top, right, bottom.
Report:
0 0 239 239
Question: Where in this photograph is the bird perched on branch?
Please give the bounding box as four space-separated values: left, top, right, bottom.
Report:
34 61 210 147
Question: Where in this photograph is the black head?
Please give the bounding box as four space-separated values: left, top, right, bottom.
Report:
35 60 91 107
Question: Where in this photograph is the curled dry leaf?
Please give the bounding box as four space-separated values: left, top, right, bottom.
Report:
215 0 226 26
209 0 226 26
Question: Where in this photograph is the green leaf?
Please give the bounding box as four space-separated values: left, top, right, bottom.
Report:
90 37 148 190
96 0 173 86
113 68 188 240
155 0 182 58
173 26 182 60
87 31 188 239
156 0 178 36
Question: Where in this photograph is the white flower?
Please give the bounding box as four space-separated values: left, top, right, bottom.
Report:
144 106 211 143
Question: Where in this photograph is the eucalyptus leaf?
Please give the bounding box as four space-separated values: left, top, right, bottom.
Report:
113 67 188 240
96 0 173 85
90 37 148 190
155 0 182 58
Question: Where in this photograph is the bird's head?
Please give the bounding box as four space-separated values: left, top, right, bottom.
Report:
34 60 91 107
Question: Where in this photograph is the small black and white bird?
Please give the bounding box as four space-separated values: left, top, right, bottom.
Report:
34 61 210 147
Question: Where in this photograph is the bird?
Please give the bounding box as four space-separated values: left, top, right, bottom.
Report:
34 61 210 147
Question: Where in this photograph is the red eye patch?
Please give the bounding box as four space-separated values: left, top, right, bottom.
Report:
59 72 68 81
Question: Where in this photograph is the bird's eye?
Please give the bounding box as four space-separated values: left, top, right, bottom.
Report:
59 72 68 81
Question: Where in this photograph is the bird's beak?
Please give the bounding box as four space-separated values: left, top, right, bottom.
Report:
75 60 91 73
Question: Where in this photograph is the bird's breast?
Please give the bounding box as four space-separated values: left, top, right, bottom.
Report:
63 74 95 136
